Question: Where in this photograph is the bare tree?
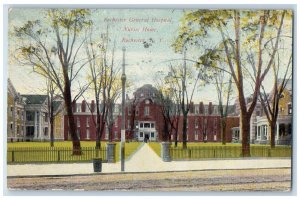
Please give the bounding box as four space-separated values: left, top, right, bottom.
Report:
174 10 290 156
14 9 93 154
215 70 233 145
85 26 122 146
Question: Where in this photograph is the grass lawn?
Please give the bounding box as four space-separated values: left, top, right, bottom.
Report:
7 141 142 162
148 142 291 159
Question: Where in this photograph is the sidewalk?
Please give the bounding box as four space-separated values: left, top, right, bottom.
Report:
7 143 291 177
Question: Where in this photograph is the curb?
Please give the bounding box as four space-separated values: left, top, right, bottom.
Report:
7 167 291 179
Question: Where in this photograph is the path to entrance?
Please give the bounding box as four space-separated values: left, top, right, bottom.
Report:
7 143 291 177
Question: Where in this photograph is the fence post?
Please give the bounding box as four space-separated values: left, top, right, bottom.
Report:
161 142 171 162
106 143 116 163
58 150 61 162
12 150 15 163
188 149 191 159
268 148 271 157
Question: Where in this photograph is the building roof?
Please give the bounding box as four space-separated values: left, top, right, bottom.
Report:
53 101 63 113
22 95 48 105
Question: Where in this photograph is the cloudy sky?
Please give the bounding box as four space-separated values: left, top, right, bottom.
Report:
8 8 293 104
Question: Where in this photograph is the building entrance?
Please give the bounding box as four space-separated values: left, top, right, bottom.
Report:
138 121 157 142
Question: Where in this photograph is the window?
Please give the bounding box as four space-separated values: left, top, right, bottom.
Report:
195 119 199 129
45 113 48 122
214 118 217 128
214 134 217 141
186 118 188 128
140 132 143 138
151 132 155 138
263 125 268 140
145 100 150 104
140 93 144 97
288 104 292 114
10 106 13 116
151 123 154 128
144 123 150 128
135 109 139 116
115 119 118 127
128 119 131 129
76 129 81 139
17 110 20 118
195 130 199 140
77 117 80 127
195 106 199 114
44 127 48 136
86 129 90 139
256 111 260 117
86 117 90 127
10 123 13 130
114 131 118 140
140 123 143 128
257 126 261 139
144 106 149 116
21 111 24 120
76 105 81 113
26 111 34 121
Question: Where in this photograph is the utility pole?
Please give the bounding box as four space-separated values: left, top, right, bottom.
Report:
121 47 126 172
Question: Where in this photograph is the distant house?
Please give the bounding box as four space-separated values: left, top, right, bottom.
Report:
7 79 26 141
7 79 64 142
254 79 292 145
233 79 292 145
22 94 49 141
53 100 65 141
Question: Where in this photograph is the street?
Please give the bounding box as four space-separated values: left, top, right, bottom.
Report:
7 168 291 192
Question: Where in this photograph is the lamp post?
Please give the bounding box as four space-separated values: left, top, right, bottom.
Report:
121 47 126 171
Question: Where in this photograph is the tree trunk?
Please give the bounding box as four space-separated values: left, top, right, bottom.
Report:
221 117 227 145
108 123 113 142
50 116 54 147
241 114 251 157
270 122 276 148
174 131 178 147
64 80 81 155
182 113 187 149
95 101 101 149
163 117 169 142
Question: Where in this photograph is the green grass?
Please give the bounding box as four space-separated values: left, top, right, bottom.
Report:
148 142 291 159
148 142 161 157
7 141 142 163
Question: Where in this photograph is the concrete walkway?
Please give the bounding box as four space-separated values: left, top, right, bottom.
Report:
7 144 291 177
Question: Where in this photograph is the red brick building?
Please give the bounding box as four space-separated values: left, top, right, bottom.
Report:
64 84 239 143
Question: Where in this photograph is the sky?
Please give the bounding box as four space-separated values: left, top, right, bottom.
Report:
7 8 293 105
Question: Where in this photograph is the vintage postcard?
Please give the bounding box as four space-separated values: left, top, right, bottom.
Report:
5 6 293 192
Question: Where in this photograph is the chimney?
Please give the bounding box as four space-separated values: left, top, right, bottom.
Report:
208 102 213 115
91 100 95 113
199 102 204 114
189 101 194 114
81 100 86 112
